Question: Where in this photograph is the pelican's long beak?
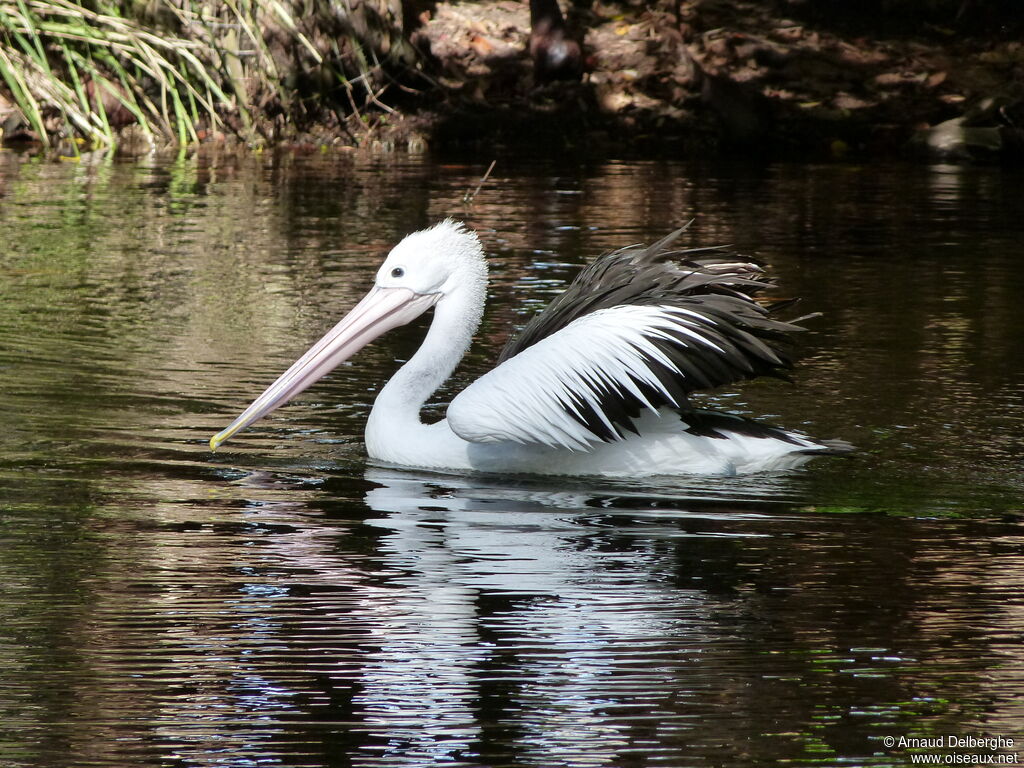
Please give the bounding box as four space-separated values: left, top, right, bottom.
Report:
210 285 439 451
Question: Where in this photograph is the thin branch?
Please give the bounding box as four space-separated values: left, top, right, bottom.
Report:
463 160 497 205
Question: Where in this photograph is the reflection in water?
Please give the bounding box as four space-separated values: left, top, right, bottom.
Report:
5 454 1022 767
356 468 1024 766
357 468 759 766
1 152 1023 767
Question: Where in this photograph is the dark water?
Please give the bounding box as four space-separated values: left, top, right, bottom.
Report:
1 149 1022 767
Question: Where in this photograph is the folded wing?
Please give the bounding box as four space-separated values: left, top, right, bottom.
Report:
447 231 803 451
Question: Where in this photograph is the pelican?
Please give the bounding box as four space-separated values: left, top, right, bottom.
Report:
210 220 851 476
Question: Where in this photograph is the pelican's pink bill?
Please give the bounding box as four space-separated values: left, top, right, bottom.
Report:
210 285 438 451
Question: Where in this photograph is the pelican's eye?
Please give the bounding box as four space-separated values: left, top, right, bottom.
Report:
391 267 405 279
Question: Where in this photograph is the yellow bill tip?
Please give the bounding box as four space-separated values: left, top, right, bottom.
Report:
209 429 230 452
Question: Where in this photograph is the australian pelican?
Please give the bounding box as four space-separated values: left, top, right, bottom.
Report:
210 220 850 476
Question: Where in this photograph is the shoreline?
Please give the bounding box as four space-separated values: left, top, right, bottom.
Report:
2 0 1022 163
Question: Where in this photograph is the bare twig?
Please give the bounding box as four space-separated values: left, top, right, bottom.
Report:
463 160 497 205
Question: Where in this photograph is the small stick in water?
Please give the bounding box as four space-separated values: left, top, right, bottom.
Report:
463 160 497 205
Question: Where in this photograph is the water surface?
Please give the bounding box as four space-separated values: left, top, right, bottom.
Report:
1 149 1022 767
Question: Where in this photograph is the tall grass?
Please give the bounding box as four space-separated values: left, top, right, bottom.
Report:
0 0 406 151
0 0 237 148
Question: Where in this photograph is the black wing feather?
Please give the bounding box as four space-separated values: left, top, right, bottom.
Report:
496 227 807 442
499 227 786 363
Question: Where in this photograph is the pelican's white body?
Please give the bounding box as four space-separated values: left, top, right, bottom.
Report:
368 408 823 477
361 223 827 477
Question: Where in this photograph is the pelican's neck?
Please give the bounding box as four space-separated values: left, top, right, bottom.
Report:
365 278 485 457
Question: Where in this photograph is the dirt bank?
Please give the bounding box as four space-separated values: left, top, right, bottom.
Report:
380 0 1024 162
3 0 1021 161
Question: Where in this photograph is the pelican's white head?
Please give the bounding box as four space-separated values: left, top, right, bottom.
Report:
209 220 487 451
374 219 488 298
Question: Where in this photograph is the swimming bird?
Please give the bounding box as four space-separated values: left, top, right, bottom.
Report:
210 220 850 476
